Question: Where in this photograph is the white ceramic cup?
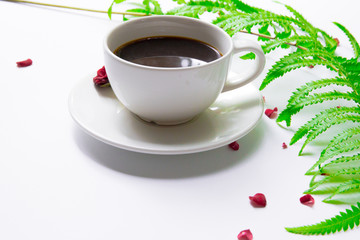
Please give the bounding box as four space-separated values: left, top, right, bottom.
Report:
104 15 265 125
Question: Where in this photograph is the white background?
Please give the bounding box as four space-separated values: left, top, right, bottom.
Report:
0 0 359 239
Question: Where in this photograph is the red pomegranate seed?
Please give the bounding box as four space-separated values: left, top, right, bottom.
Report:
249 193 267 207
265 107 278 119
282 142 288 149
334 38 340 46
16 58 32 67
237 229 253 240
93 66 110 87
300 194 315 207
228 141 239 151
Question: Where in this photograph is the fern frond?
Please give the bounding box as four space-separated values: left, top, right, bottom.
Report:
323 179 360 204
305 175 343 194
229 0 263 13
321 126 360 154
285 202 360 235
290 107 360 145
321 154 360 175
299 115 360 154
287 77 351 107
262 35 315 54
331 166 360 178
334 22 360 58
342 59 360 74
214 12 300 36
166 5 207 17
317 29 338 53
284 4 317 37
277 91 359 127
142 0 163 14
259 49 341 91
188 0 235 12
306 174 360 193
305 127 360 175
306 139 360 175
172 0 186 4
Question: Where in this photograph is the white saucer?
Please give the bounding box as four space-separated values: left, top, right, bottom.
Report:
68 74 264 155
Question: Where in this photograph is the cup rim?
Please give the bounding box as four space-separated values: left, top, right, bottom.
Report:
104 15 233 71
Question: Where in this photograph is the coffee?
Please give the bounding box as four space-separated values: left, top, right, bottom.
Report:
114 36 222 68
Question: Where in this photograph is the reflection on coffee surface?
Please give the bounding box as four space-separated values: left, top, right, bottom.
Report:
114 36 222 68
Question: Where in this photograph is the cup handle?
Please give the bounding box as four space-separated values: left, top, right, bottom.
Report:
222 37 266 92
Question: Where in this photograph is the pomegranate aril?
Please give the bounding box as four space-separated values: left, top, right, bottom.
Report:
228 141 239 151
265 107 278 119
16 58 32 67
300 194 315 207
249 193 267 207
237 229 253 240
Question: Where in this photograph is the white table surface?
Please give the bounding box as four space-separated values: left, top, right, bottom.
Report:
1 0 359 239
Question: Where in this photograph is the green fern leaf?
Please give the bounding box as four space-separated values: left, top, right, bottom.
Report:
306 173 360 193
239 52 256 60
321 154 360 174
323 179 360 203
287 77 351 107
277 91 359 127
283 4 337 52
189 0 235 12
321 126 360 153
331 166 360 177
318 29 339 53
166 5 207 17
257 24 271 42
342 59 360 73
214 12 300 36
305 175 343 194
230 0 263 13
334 22 360 58
285 202 360 235
142 0 163 14
290 107 360 145
284 4 317 37
306 138 360 175
172 0 186 4
299 114 360 154
305 126 360 174
108 0 127 19
287 77 351 106
259 49 341 91
262 35 315 54
340 60 360 95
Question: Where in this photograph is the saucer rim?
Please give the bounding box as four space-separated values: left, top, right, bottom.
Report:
68 74 264 155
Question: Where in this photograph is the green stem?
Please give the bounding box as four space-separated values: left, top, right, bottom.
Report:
237 29 340 72
4 0 149 16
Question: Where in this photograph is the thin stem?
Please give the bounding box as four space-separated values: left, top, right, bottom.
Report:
4 0 149 16
237 29 340 72
238 30 275 40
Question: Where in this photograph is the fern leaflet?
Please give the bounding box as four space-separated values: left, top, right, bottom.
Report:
334 22 360 58
277 91 358 127
323 180 360 204
307 139 360 175
286 77 351 107
285 202 360 235
299 115 360 154
259 49 341 91
290 107 360 145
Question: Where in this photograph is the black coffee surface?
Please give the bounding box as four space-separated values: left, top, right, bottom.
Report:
114 36 222 68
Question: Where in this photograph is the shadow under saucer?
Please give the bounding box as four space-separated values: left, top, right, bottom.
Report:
72 121 265 179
